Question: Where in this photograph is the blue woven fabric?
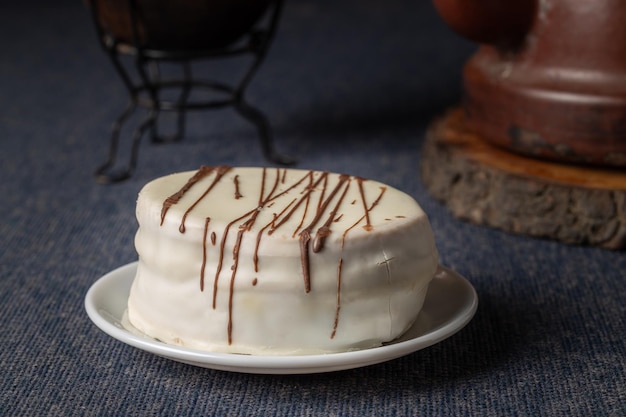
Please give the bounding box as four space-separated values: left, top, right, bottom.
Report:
1 1 625 416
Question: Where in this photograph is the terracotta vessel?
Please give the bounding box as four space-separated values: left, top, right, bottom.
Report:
433 0 626 168
90 0 272 51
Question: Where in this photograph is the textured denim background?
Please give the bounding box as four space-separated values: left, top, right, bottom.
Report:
1 0 625 416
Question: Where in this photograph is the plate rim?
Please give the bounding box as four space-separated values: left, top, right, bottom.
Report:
85 262 478 374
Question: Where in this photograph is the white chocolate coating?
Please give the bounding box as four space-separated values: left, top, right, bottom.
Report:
127 167 439 355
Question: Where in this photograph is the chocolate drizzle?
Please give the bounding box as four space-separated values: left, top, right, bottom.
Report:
160 165 214 225
213 168 282 310
341 186 387 248
214 211 256 309
253 198 296 272
330 258 343 339
179 165 231 233
356 177 373 231
200 217 211 291
233 175 242 199
312 175 351 253
297 174 350 292
158 166 390 345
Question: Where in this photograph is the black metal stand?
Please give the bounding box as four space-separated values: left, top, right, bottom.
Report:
89 0 294 183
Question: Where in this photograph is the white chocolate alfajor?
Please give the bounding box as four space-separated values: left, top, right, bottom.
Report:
127 166 439 355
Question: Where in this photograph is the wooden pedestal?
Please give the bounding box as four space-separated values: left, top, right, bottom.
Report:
421 108 626 250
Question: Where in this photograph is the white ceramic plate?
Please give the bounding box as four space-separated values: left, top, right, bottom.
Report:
85 262 477 374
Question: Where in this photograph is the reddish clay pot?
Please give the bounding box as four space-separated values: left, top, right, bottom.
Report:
90 0 272 51
433 0 626 168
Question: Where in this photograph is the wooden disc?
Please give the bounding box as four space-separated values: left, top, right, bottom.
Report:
420 108 626 250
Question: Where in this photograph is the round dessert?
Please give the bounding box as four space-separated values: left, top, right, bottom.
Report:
127 166 439 355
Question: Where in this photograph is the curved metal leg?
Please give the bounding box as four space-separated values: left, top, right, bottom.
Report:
95 97 161 183
125 110 158 179
231 0 293 165
174 61 193 142
233 99 295 165
95 100 138 183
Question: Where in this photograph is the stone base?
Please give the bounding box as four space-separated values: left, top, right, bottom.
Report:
421 108 626 250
